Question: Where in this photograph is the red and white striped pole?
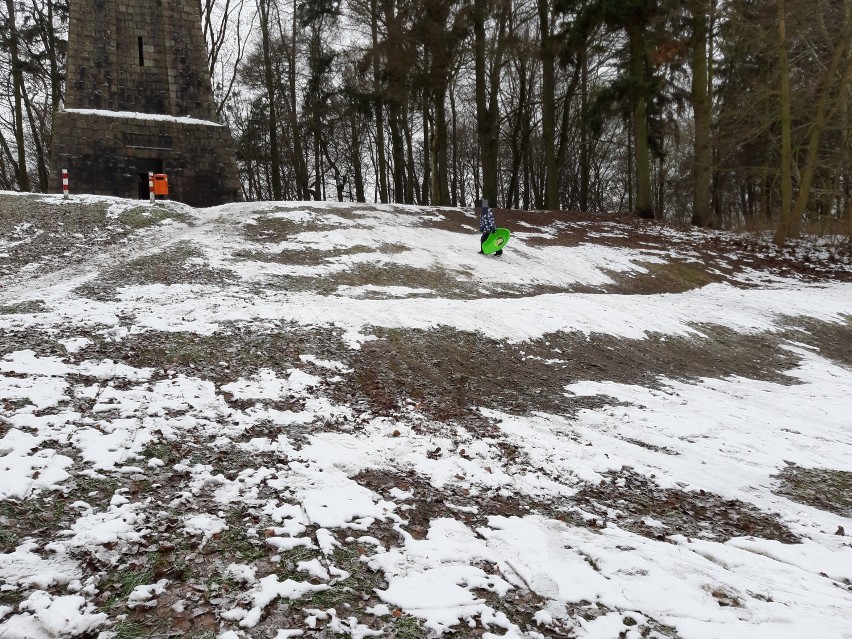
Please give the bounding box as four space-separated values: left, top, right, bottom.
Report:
149 172 155 203
62 169 69 199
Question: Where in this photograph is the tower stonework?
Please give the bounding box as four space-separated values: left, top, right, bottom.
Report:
50 0 241 206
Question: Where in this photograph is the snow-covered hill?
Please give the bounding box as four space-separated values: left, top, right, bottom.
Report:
1 193 851 639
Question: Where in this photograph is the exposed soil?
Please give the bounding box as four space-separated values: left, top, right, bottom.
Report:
0 195 189 279
1 196 850 639
337 325 804 422
570 468 800 544
487 207 852 282
781 315 852 370
242 210 341 243
773 464 852 518
73 241 238 300
354 467 800 546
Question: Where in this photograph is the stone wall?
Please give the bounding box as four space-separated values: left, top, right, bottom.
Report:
51 111 241 208
65 0 216 118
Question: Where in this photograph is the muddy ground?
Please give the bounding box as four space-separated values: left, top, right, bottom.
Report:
1 197 851 638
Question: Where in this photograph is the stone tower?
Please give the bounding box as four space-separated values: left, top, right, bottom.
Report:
50 0 241 206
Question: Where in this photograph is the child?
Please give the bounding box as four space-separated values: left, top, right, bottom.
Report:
476 198 502 256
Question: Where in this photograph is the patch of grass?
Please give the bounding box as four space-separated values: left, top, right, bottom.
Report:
219 527 266 562
0 300 49 315
334 263 471 299
329 544 387 592
67 476 122 510
276 545 320 576
0 589 24 606
2 397 33 409
782 315 852 371
118 204 189 229
710 586 743 608
609 259 722 295
339 324 800 423
74 322 345 386
773 464 852 517
389 614 425 639
0 494 72 551
100 567 155 613
140 443 176 464
117 569 155 597
73 241 234 300
0 527 17 552
112 621 145 639
307 586 358 610
242 214 337 243
147 541 192 581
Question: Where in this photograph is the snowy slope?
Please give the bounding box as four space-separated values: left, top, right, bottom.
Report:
1 193 851 639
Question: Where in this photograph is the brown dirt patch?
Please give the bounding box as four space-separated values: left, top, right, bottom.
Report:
354 469 534 538
772 464 852 518
73 241 236 300
72 322 348 386
0 196 189 281
235 243 408 267
336 325 804 421
461 207 852 282
355 467 799 546
571 468 800 544
242 211 339 243
781 315 852 370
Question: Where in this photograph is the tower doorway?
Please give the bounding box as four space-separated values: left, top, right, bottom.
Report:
136 159 163 199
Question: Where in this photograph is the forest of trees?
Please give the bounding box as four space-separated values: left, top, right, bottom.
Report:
1 0 850 242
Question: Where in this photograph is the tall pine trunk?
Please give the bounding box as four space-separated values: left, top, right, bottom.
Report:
626 20 653 219
473 0 499 203
774 0 793 244
580 45 589 212
690 0 714 227
432 86 451 206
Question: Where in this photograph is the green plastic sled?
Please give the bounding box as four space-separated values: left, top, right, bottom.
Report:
482 228 511 254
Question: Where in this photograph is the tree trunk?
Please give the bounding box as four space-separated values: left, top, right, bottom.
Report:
626 20 653 219
21 85 48 191
258 0 281 200
537 0 558 210
403 103 416 204
788 11 852 234
626 115 634 214
450 80 460 206
351 109 366 202
507 65 524 208
580 44 589 212
388 104 406 202
690 0 714 227
371 0 388 203
473 0 501 203
774 0 793 244
5 0 30 191
432 85 451 206
288 2 310 200
423 93 432 205
44 0 62 115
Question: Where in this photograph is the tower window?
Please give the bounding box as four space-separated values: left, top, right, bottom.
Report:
138 36 145 66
